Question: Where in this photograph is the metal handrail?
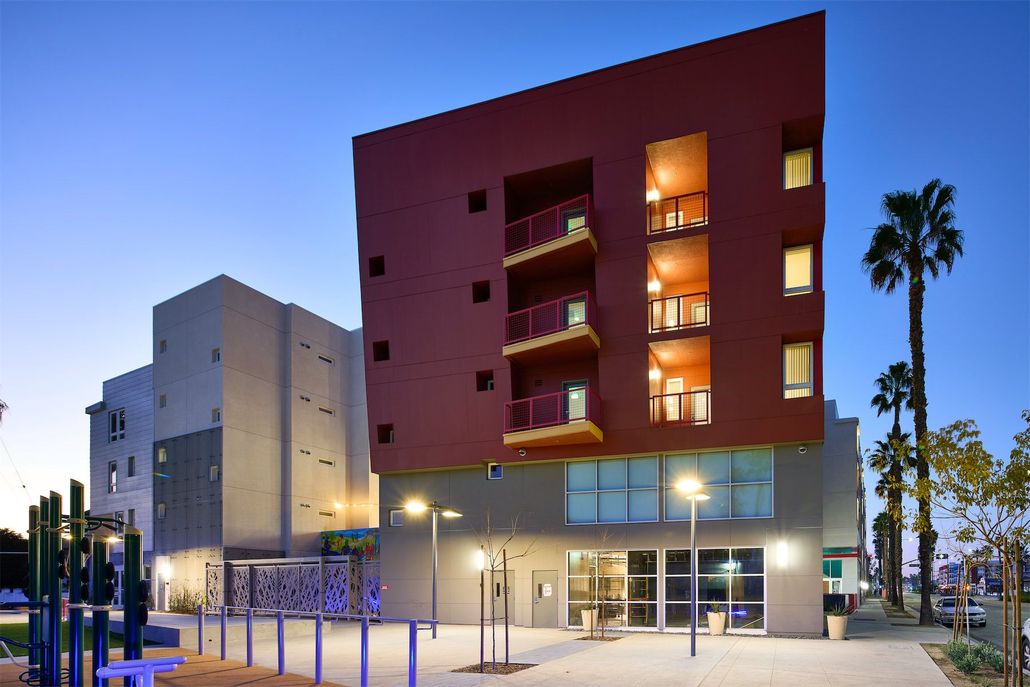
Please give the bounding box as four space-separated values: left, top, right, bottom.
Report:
648 291 710 332
504 386 601 433
647 191 708 235
504 291 596 345
503 194 592 257
199 604 437 687
650 389 711 426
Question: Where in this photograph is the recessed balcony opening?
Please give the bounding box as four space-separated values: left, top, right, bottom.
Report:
647 234 710 333
503 291 600 364
645 131 708 235
648 337 711 427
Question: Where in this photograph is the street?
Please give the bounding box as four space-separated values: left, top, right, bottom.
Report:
904 592 1030 650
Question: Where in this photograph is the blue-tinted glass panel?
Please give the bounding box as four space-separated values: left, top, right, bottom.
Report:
664 453 696 485
597 459 625 490
627 456 658 488
567 461 596 492
698 485 730 519
567 493 596 523
731 448 772 483
628 489 657 522
731 483 772 518
598 491 626 523
698 451 730 485
664 488 692 521
731 548 765 574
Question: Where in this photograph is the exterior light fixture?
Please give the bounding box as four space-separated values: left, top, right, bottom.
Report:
676 479 709 658
776 540 790 568
107 536 122 544
404 499 462 638
472 549 485 571
334 502 343 509
646 189 660 203
649 369 662 381
859 580 869 591
648 280 662 293
405 500 428 514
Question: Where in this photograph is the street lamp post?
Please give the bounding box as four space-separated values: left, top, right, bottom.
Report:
405 500 462 639
676 479 709 658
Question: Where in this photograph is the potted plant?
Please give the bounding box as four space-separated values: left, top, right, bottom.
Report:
707 602 727 636
827 603 852 640
581 604 599 637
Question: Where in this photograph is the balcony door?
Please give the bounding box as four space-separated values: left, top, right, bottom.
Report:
563 297 587 328
690 385 710 423
664 378 683 422
563 380 588 422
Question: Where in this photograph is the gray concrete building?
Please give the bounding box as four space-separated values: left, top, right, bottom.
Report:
88 275 374 603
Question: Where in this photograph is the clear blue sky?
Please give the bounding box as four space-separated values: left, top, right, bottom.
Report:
2 2 1027 569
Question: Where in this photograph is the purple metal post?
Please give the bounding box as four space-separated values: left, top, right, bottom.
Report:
197 605 204 656
360 616 369 687
220 605 227 660
245 608 253 667
276 611 285 675
407 619 418 687
314 613 323 685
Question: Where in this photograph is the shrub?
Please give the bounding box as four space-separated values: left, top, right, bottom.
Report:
943 640 970 663
168 587 205 614
952 652 982 675
971 643 1003 673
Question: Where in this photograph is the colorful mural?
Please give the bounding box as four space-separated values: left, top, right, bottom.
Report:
321 528 379 561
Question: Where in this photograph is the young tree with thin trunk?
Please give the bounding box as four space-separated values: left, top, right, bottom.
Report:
862 179 965 625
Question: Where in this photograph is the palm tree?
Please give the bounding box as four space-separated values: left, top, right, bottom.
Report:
861 179 965 625
871 511 891 596
870 362 913 608
867 440 899 604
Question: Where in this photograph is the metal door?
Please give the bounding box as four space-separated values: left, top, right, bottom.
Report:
532 570 558 628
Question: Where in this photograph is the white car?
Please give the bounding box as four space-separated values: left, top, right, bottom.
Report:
1022 618 1029 675
931 596 987 627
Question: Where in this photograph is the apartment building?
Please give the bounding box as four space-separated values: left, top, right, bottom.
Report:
354 12 861 634
87 275 375 600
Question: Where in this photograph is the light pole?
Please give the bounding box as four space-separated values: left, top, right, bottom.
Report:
676 479 709 658
405 500 462 638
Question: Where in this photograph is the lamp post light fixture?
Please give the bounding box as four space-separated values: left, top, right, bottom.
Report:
675 479 710 658
405 499 462 638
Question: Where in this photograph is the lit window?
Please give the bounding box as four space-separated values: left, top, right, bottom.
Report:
783 148 813 189
127 456 136 477
108 409 126 442
157 502 166 520
783 342 814 398
211 348 221 363
388 509 405 527
783 245 813 295
108 461 118 493
209 465 220 482
157 447 167 464
212 407 221 423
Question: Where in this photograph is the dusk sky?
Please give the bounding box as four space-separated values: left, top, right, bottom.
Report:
1 1 1027 570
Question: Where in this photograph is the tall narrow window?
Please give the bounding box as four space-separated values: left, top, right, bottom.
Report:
783 148 813 189
114 511 124 532
209 465 220 482
108 409 126 442
783 342 814 398
211 348 221 363
157 502 166 520
108 461 118 493
368 255 386 277
127 455 136 477
783 245 814 295
157 447 167 464
159 339 167 354
127 508 135 526
212 407 222 423
159 394 167 408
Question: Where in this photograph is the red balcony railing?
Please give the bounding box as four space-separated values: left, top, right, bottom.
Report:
648 292 710 332
650 389 711 427
505 386 601 433
504 195 592 257
647 191 708 235
504 291 596 346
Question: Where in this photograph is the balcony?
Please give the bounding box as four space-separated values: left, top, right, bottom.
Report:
650 389 711 427
647 191 708 236
503 195 597 274
649 292 709 333
503 387 603 448
503 292 600 364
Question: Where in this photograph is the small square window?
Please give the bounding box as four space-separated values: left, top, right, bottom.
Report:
472 281 491 303
159 339 167 354
159 394 167 408
209 465 220 482
212 407 222 423
372 340 390 362
377 423 394 444
211 347 221 363
476 370 495 392
388 509 405 527
128 455 136 477
157 502 166 520
487 462 503 480
157 447 167 464
468 189 487 213
369 255 386 277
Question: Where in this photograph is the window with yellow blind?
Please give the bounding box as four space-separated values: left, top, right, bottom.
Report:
783 245 814 295
783 342 813 398
783 148 813 189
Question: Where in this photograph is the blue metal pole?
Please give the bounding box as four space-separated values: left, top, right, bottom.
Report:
408 619 417 687
220 605 227 660
246 608 253 667
360 616 369 687
314 613 323 685
197 605 204 656
277 611 285 675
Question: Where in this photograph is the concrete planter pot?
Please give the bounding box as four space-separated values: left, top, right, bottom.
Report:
581 608 598 633
827 614 848 640
707 611 727 636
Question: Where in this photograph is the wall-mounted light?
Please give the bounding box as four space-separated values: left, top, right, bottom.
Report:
648 368 661 381
334 502 343 510
405 500 428 514
647 280 662 293
473 549 485 571
646 189 660 203
776 540 790 569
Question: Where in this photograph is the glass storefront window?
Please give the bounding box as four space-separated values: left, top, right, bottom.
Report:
568 549 658 628
664 547 766 631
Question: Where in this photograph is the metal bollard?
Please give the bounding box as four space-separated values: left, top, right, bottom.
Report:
197 605 204 656
360 616 369 687
314 613 323 685
276 611 285 675
246 608 253 667
220 606 227 660
408 619 418 687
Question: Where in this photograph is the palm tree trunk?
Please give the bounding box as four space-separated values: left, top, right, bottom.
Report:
907 267 934 625
891 406 905 611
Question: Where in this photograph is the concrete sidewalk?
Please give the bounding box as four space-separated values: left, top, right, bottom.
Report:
205 601 953 686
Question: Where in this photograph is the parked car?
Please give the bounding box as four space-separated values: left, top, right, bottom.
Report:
931 596 987 627
1022 618 1029 675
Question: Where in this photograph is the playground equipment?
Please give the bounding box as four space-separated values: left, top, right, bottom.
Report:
0 479 155 687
